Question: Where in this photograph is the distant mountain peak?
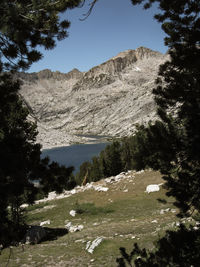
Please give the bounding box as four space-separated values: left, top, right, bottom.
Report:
19 46 168 148
113 49 134 59
18 67 82 83
70 68 80 72
65 68 82 80
113 47 162 60
72 47 164 91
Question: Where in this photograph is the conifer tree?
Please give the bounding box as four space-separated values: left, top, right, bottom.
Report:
89 156 103 182
0 0 82 71
0 0 84 245
129 0 200 217
100 141 123 177
0 73 76 245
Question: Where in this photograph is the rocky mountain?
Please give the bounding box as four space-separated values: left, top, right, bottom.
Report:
19 47 168 148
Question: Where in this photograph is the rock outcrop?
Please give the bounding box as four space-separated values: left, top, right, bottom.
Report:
19 47 168 148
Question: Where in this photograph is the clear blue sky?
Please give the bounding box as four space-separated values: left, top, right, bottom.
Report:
28 0 167 73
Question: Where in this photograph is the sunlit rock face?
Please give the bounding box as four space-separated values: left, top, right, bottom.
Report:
19 47 168 148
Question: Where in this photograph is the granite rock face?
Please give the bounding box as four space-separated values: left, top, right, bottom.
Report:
19 47 168 148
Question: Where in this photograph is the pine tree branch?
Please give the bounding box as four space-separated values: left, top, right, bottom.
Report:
80 0 99 21
19 14 34 22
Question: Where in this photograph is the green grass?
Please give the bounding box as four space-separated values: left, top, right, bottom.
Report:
25 202 50 212
0 170 182 266
75 202 114 215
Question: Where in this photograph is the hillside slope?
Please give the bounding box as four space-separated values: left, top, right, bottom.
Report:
0 170 188 267
19 47 168 148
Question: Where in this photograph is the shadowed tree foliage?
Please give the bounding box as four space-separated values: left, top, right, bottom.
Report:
100 141 123 177
0 0 87 245
0 73 76 245
75 140 124 184
129 0 200 217
117 225 200 267
0 0 82 71
89 156 104 182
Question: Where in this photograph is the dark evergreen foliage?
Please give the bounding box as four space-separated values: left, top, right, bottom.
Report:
0 0 82 71
0 73 75 245
0 73 38 244
75 140 124 184
100 141 123 177
0 0 84 245
129 0 200 217
75 137 149 185
117 225 200 267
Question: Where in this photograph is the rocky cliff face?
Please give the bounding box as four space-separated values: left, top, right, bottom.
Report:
19 47 168 148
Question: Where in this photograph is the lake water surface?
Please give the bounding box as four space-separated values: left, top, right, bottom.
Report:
41 142 109 173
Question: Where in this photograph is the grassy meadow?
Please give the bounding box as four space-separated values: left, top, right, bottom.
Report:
0 170 185 266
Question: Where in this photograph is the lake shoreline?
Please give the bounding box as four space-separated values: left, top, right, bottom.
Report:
41 141 110 173
41 135 113 151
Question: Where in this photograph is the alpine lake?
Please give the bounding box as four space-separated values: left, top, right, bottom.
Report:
41 135 111 173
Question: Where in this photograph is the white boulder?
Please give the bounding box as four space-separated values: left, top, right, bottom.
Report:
86 237 104 254
94 186 109 192
114 174 124 181
20 204 29 208
40 220 50 226
65 222 84 232
71 189 77 194
69 210 76 217
145 184 160 193
160 208 170 215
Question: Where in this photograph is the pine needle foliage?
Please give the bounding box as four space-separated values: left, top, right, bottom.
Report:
0 0 84 245
0 0 82 71
129 0 200 217
0 73 76 245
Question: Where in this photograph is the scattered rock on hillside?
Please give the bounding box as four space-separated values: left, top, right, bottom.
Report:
94 185 109 192
65 222 84 233
33 170 139 205
145 184 160 193
69 210 76 217
40 220 50 226
160 208 171 215
86 237 104 254
123 189 128 193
